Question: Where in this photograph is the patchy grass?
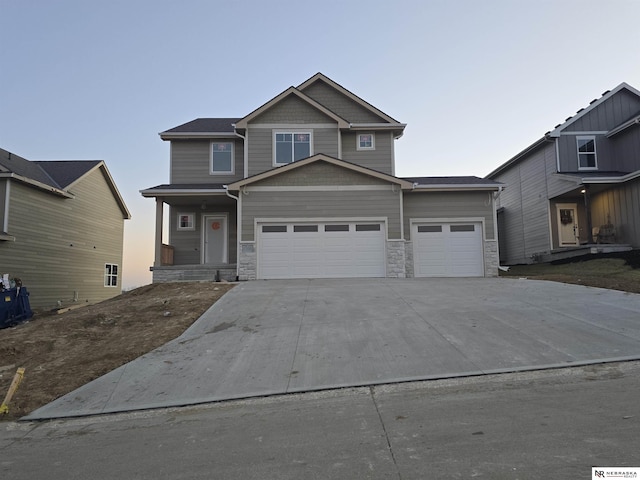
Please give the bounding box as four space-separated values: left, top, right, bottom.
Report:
501 253 640 294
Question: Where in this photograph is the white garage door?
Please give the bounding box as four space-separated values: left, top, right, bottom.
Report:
257 222 386 279
413 222 484 277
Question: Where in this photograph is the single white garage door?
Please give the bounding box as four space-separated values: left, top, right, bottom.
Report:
257 222 386 279
413 222 484 277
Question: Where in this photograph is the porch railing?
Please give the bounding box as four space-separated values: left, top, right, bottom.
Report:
161 244 174 266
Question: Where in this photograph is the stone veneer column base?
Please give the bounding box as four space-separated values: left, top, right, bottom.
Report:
484 240 499 277
238 242 257 280
386 240 406 278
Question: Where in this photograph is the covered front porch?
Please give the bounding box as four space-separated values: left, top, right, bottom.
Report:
140 184 239 282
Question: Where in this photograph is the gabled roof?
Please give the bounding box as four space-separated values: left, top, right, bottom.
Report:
233 87 349 130
487 82 640 179
227 154 414 190
160 118 241 140
549 82 640 137
298 73 402 125
0 148 130 218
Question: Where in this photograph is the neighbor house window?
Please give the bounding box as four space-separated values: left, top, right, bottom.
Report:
357 133 375 150
274 132 311 165
105 264 118 287
211 142 234 174
177 213 195 231
577 136 597 170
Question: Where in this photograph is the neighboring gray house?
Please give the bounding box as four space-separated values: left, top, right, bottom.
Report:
0 148 131 308
141 73 502 281
487 83 640 265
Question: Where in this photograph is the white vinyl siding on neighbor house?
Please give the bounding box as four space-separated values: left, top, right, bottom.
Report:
257 221 385 279
412 222 484 277
577 136 597 170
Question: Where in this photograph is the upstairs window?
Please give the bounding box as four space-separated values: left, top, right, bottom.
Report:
577 136 597 170
211 142 234 174
274 132 311 165
357 133 375 150
105 264 118 287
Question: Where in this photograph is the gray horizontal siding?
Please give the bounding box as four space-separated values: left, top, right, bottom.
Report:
252 161 387 187
168 204 237 265
241 190 402 241
0 180 7 229
301 80 386 123
403 191 495 240
247 127 338 176
1 171 125 308
252 95 337 124
341 131 394 175
170 139 244 184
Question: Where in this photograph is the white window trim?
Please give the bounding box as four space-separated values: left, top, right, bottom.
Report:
576 135 598 171
177 212 195 231
104 263 119 287
210 141 235 175
273 130 313 166
356 132 375 151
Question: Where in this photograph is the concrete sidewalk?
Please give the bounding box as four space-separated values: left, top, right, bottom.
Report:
25 278 640 420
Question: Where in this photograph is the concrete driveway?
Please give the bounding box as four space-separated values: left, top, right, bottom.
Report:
25 278 640 420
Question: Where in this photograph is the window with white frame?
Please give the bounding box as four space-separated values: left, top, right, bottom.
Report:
177 213 195 231
274 132 311 165
211 142 234 174
105 263 118 287
357 133 375 150
577 136 597 170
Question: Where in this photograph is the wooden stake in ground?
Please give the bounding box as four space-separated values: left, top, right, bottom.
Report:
0 367 25 414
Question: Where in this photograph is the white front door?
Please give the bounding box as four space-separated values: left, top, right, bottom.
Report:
556 204 579 246
203 215 228 264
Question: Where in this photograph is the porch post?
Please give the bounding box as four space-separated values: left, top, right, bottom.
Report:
154 197 164 267
583 186 594 244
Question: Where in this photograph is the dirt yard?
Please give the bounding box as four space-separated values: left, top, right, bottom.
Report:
0 282 234 421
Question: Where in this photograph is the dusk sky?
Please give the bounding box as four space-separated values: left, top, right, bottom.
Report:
3 0 640 288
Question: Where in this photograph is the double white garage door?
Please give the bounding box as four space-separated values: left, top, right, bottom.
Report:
257 222 386 279
257 221 484 279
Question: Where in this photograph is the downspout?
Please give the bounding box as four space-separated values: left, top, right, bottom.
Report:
224 185 240 280
233 127 248 179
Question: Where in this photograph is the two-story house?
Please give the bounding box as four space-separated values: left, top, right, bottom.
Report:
0 148 131 308
141 73 502 281
487 83 640 265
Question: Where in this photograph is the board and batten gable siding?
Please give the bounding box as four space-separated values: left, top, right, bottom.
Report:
247 127 338 176
341 131 394 175
170 139 244 184
590 179 640 248
611 125 640 173
241 189 402 242
563 89 640 133
300 80 387 123
556 134 617 172
168 204 237 265
0 169 125 308
403 191 495 241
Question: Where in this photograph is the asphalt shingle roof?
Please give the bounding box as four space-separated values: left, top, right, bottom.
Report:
402 176 501 186
162 118 241 134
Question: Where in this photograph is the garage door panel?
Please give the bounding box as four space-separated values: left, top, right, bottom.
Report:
258 221 386 279
414 222 484 277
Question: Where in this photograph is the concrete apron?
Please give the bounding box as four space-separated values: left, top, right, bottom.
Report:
24 278 640 420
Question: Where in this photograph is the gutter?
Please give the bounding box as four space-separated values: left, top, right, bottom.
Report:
232 125 248 179
0 173 73 198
